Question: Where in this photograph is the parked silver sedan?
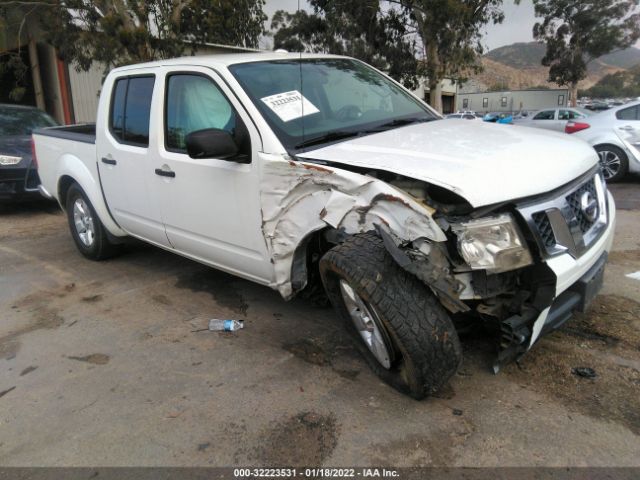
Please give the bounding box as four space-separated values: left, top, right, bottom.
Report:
514 107 592 132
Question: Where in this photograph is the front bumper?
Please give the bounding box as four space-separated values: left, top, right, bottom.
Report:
0 166 41 201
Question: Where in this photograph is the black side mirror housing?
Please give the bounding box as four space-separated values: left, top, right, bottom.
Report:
185 128 239 160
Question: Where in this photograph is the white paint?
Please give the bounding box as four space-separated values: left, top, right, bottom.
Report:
300 120 598 207
529 306 551 348
261 90 319 122
573 100 640 175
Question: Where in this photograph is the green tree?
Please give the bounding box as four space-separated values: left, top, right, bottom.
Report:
395 0 511 112
533 0 640 106
272 1 514 113
271 1 420 89
583 65 640 98
0 0 267 100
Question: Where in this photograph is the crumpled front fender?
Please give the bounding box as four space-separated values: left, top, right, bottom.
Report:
259 154 448 299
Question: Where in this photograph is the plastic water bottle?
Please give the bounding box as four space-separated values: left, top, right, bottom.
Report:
208 319 244 331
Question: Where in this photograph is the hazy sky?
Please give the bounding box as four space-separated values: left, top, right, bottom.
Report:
262 0 640 51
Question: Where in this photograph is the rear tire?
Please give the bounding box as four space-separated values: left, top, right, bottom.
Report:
66 183 121 260
320 232 462 399
594 144 628 183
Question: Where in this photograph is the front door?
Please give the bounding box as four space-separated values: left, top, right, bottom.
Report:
96 72 170 247
151 68 272 284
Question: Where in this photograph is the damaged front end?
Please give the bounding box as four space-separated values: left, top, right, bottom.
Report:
259 154 596 372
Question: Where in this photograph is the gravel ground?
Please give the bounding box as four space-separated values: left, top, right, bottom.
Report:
0 182 638 467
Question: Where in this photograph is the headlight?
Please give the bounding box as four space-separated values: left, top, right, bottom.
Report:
452 213 533 273
0 155 22 166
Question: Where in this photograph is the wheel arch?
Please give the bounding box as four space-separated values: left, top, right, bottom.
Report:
55 155 126 237
259 155 447 300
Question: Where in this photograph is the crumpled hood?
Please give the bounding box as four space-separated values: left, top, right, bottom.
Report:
298 120 598 207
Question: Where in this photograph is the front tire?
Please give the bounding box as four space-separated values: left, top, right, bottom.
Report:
595 144 628 182
66 183 120 260
320 233 462 399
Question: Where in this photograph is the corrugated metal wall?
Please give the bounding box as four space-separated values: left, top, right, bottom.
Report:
67 62 104 123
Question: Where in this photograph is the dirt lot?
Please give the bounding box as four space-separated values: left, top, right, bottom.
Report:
0 182 639 467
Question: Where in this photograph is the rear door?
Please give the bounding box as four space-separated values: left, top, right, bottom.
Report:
96 72 171 247
614 104 640 163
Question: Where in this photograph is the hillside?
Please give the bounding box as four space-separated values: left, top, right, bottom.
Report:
462 42 640 93
485 41 640 71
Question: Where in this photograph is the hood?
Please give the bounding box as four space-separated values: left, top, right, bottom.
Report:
0 135 32 167
298 120 598 207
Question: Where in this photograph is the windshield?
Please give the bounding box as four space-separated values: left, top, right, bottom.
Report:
229 58 437 151
0 106 58 136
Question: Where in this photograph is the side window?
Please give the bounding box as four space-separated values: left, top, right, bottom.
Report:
558 109 570 120
124 77 154 146
534 110 555 120
616 105 639 121
165 74 236 152
109 79 127 142
108 75 154 147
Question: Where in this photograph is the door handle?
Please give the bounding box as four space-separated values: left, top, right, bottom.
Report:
101 157 117 165
619 125 634 131
155 168 175 178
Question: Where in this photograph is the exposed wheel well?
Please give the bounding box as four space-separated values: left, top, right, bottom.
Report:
57 175 77 211
290 227 344 302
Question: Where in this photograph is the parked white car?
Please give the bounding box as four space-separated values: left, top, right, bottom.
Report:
33 53 615 399
514 107 592 132
444 113 479 120
566 101 640 182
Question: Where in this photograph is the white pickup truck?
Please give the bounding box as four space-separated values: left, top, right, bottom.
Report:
34 53 615 399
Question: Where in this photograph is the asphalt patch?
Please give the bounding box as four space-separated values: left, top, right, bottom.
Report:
175 269 248 316
283 339 330 366
67 353 110 365
257 412 338 466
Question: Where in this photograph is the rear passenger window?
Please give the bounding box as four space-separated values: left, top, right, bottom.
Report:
110 79 127 141
108 75 155 146
616 105 639 120
534 110 555 120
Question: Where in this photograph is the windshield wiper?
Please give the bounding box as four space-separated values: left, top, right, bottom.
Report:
294 130 362 149
371 116 433 131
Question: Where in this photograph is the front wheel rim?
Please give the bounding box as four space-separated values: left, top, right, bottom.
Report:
73 198 95 247
339 280 393 369
597 150 621 179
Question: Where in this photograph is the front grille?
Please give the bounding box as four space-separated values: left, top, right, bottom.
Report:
518 172 608 259
532 211 556 248
566 178 597 233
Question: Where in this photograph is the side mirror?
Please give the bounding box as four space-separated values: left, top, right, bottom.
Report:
185 128 238 160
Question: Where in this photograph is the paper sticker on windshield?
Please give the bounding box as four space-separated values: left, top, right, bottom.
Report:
260 90 319 122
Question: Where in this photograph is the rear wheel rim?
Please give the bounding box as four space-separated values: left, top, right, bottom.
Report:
73 198 95 247
339 280 392 369
597 150 621 179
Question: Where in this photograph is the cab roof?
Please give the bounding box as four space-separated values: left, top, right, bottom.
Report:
111 52 348 73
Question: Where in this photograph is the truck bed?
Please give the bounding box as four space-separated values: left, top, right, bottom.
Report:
33 124 96 144
32 124 98 205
